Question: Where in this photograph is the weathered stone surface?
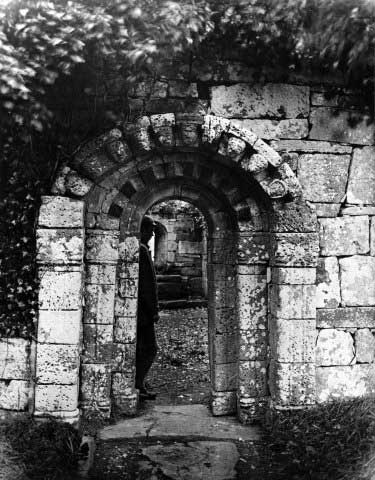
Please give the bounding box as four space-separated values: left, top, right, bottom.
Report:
239 330 268 361
316 257 341 308
84 284 115 324
342 206 375 216
356 329 375 363
35 384 78 411
237 274 267 329
271 139 352 154
270 201 317 233
269 361 315 405
211 391 237 416
253 138 282 167
319 216 369 256
86 264 116 285
85 231 119 264
372 219 375 256
114 296 138 317
119 236 139 262
36 344 79 384
142 441 239 480
150 113 175 146
112 371 135 398
65 170 93 197
118 262 139 279
309 108 374 145
112 343 136 371
118 277 138 298
36 229 84 264
80 364 111 408
271 267 316 285
114 317 137 343
317 307 375 328
237 234 269 264
232 119 308 140
347 147 375 205
38 310 81 344
270 233 319 267
218 135 247 160
39 267 82 310
298 154 350 202
269 319 315 362
0 339 29 379
313 203 341 218
316 364 375 402
0 380 29 410
211 84 309 118
213 334 238 364
238 360 268 397
38 196 84 228
213 363 237 391
241 153 268 173
86 212 121 230
269 284 316 319
340 256 375 306
123 116 153 151
169 81 198 98
82 324 113 363
316 329 354 366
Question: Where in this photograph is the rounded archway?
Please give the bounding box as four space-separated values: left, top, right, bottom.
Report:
35 114 318 424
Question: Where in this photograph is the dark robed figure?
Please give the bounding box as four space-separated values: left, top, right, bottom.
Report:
135 215 159 400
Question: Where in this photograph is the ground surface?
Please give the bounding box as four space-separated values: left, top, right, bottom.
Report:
148 307 210 405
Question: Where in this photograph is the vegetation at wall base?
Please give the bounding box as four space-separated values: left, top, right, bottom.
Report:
2 415 82 480
266 397 375 480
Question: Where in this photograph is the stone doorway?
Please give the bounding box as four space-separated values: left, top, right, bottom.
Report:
34 114 318 424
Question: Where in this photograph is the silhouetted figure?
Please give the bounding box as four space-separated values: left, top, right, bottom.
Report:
135 215 159 400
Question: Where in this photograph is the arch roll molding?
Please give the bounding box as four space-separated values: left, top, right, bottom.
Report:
35 114 318 424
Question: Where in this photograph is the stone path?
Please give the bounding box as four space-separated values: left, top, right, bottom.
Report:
91 404 262 479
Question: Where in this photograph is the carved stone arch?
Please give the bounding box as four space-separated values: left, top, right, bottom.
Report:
34 114 318 425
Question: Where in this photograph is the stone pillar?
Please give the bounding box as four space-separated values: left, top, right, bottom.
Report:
112 236 139 414
35 196 84 423
81 229 119 417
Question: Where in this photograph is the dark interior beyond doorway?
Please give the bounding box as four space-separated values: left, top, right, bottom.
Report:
146 200 210 405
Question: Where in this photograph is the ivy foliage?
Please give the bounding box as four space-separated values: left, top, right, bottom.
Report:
0 0 373 338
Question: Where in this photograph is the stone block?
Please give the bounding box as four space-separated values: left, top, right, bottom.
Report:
238 396 268 424
0 339 29 379
316 257 341 308
114 317 137 343
118 277 138 299
39 267 82 310
112 343 136 371
35 384 78 411
309 108 374 145
178 241 201 255
319 216 369 256
38 196 84 228
65 170 93 197
342 207 375 216
86 264 116 285
269 284 316 319
86 213 121 230
112 371 135 397
298 154 350 202
84 284 115 324
0 380 29 410
316 364 375 402
83 324 113 363
117 262 139 280
237 234 269 264
238 360 268 397
356 329 375 363
316 329 354 366
270 233 319 267
237 274 267 330
114 297 137 317
232 119 308 140
347 147 375 205
269 361 315 405
211 84 309 118
239 329 268 361
119 236 139 262
85 231 119 264
80 364 111 408
270 201 317 233
269 318 315 362
271 139 352 154
36 344 79 384
169 81 198 98
36 229 84 264
38 310 81 344
317 307 375 328
213 334 238 364
211 391 237 416
271 267 316 285
340 256 375 306
313 203 341 218
213 363 238 391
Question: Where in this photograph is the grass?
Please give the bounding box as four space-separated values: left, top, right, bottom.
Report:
265 398 375 480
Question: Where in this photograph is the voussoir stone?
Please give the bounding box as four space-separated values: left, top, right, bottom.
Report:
316 257 341 308
340 256 375 306
347 147 375 205
319 216 369 256
316 329 354 366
